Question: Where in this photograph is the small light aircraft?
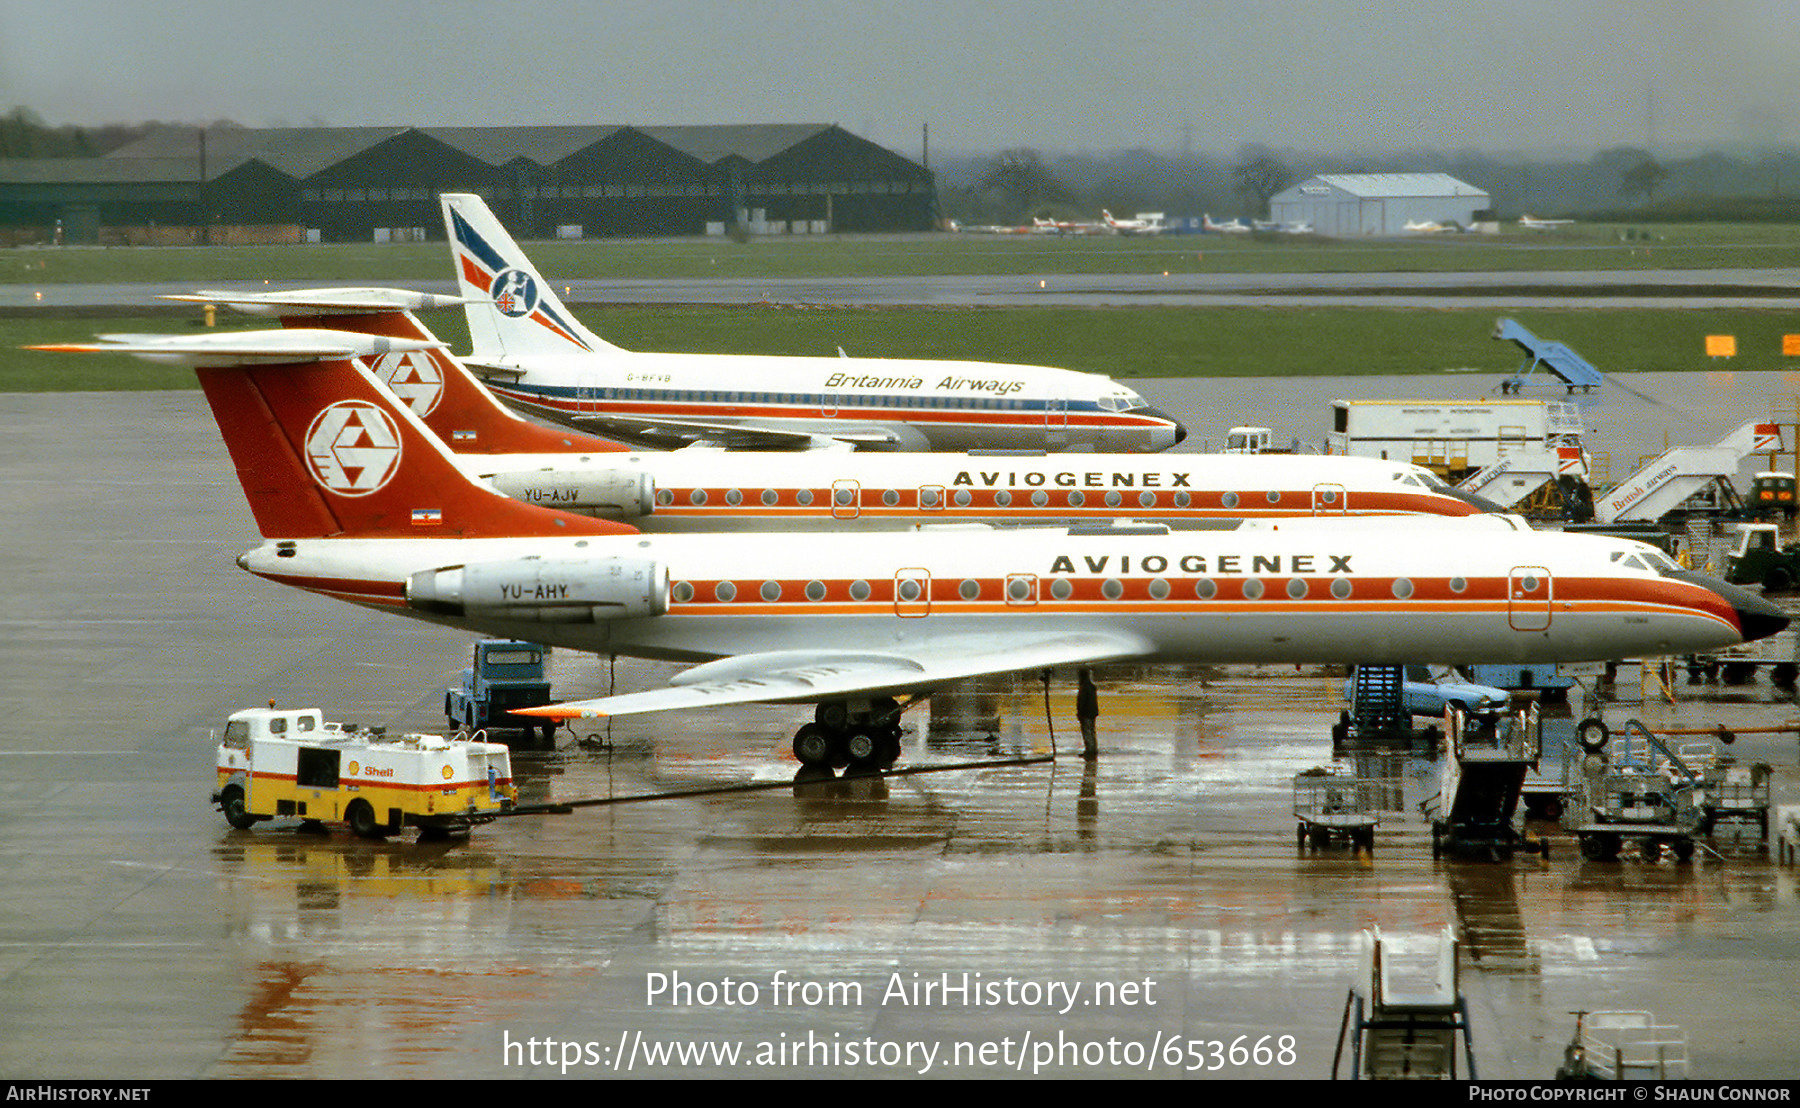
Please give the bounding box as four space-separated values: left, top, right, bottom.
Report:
441 194 1184 453
38 330 1789 771
174 287 1506 528
1203 214 1251 234
1101 210 1163 235
1518 214 1575 230
1403 219 1452 234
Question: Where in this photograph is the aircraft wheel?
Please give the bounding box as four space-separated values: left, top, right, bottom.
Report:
220 785 256 831
843 730 881 769
1576 717 1609 753
792 724 833 767
347 800 388 841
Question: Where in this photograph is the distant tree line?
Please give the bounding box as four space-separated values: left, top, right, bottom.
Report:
940 141 1800 226
0 106 242 159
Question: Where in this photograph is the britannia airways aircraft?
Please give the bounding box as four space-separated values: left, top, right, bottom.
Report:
40 331 1788 772
440 193 1185 453
173 287 1502 529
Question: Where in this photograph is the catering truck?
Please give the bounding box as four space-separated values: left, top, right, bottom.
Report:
1324 398 1584 482
213 706 515 838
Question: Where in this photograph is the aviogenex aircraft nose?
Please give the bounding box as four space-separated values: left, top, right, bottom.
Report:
1681 570 1790 643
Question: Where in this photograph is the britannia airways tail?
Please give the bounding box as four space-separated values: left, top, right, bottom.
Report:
441 193 1186 454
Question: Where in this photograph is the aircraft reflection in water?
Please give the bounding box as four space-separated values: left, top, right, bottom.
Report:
440 194 1185 454
168 286 1502 530
38 331 1788 776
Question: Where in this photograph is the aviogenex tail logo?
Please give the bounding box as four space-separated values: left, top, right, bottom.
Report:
305 401 402 496
371 350 443 416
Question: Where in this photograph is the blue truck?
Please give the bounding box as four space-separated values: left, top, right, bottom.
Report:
445 640 557 747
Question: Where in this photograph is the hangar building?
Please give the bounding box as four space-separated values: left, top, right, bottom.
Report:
1269 173 1491 236
0 124 935 244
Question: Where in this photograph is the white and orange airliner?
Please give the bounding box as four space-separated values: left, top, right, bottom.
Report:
170 287 1503 529
36 330 1788 770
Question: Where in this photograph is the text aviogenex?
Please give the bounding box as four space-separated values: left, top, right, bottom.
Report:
1048 553 1354 575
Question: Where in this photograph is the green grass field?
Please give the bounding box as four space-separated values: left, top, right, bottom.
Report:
4 221 1800 285
7 303 1798 393
4 223 1798 390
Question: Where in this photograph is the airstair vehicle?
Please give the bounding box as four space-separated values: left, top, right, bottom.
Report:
1493 318 1605 395
1457 444 1591 517
1423 702 1546 860
1333 926 1476 1079
1594 421 1782 524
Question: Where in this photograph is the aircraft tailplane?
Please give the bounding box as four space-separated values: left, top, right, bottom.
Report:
34 331 632 541
440 193 621 363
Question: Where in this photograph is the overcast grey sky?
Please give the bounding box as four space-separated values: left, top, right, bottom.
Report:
2 0 1793 158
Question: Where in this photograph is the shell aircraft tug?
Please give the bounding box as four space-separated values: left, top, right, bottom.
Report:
38 329 1788 774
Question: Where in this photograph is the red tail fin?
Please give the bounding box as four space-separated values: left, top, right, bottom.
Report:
300 310 627 455
200 355 632 539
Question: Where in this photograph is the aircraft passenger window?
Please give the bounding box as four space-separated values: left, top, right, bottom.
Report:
835 488 855 506
883 490 900 507
1519 575 1540 592
657 489 675 506
1266 490 1281 504
1009 578 1033 601
689 489 708 506
1287 579 1308 599
1067 491 1085 507
920 488 939 508
897 580 922 602
1138 492 1156 508
1331 578 1353 600
1051 579 1074 601
954 490 973 508
1392 578 1414 599
1195 579 1217 600
1031 491 1049 507
1221 492 1240 510
714 581 738 602
1319 490 1337 504
796 490 815 507
995 491 1012 507
850 580 872 601
1105 491 1123 508
805 581 826 602
760 581 782 602
672 582 695 603
1148 578 1171 600
1243 579 1265 600
1450 576 1467 593
761 489 779 506
725 489 743 506
959 579 981 600
1102 578 1124 600
1174 492 1191 509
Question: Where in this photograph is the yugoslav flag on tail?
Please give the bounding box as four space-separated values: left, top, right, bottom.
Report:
167 287 627 456
29 329 634 542
440 193 621 362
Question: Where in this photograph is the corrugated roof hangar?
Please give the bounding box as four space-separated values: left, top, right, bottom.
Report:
1269 173 1491 236
0 124 935 244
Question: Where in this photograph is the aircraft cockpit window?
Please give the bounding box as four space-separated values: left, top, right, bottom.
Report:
1642 551 1681 573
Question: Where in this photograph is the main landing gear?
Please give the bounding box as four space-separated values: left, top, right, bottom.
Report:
792 697 905 772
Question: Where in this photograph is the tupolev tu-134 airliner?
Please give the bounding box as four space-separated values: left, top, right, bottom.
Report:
36 330 1787 772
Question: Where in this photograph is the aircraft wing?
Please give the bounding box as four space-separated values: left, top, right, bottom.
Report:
579 412 902 452
513 630 1154 720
